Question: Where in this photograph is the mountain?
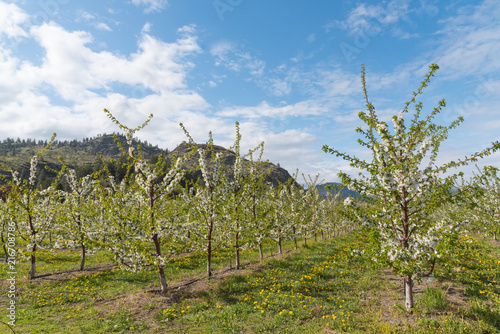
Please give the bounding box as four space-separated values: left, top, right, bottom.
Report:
170 142 297 187
0 134 167 189
0 134 167 168
316 182 362 199
0 135 297 188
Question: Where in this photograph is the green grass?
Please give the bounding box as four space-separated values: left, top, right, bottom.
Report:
415 286 448 314
1 231 500 333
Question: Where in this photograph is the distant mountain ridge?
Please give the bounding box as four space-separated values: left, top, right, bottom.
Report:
0 134 297 188
316 182 362 199
171 142 297 187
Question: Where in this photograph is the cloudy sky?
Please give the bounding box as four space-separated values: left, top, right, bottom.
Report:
0 0 499 182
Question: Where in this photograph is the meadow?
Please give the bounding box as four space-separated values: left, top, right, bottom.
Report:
2 229 499 333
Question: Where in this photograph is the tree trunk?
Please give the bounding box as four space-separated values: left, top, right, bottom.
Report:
278 237 282 255
28 248 36 280
321 231 324 240
293 227 297 250
80 243 86 271
207 244 212 277
235 246 240 269
152 232 168 292
314 233 317 242
303 234 307 246
3 244 7 263
28 213 37 280
2 229 7 261
258 243 263 261
235 229 241 269
404 275 414 312
158 266 168 292
494 231 497 241
207 222 213 277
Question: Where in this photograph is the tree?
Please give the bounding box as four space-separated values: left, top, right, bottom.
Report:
56 168 97 271
323 64 500 311
242 142 270 261
223 123 266 269
3 135 58 279
104 109 188 293
268 183 292 255
182 131 227 277
224 122 247 269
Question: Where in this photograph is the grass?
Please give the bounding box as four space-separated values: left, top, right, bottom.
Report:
1 231 500 333
415 286 448 314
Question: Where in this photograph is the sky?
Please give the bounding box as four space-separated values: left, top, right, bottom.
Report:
0 0 499 182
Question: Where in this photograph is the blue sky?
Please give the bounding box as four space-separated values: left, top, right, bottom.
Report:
0 0 499 182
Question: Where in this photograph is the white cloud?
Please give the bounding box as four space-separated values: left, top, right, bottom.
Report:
76 9 115 32
238 52 265 76
210 40 266 77
230 125 322 180
24 22 201 102
0 17 209 150
131 0 168 13
267 79 291 96
210 40 235 58
141 22 152 33
432 0 500 79
177 24 196 35
95 23 112 31
326 0 412 38
80 11 95 21
217 100 325 119
0 1 29 38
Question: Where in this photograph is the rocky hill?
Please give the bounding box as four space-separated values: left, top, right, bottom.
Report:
0 135 297 188
170 142 297 187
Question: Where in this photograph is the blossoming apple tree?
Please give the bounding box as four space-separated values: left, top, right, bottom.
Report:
323 64 500 311
2 134 58 279
104 109 188 293
56 168 98 271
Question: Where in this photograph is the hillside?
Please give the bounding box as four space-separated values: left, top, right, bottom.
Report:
0 134 166 167
0 134 167 188
170 142 297 187
0 135 297 188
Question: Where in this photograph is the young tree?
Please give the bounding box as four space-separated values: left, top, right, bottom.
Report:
182 130 227 277
287 173 307 250
224 123 267 268
242 142 270 261
56 169 97 271
224 122 247 269
268 183 292 255
104 109 188 293
300 174 322 244
4 135 58 279
323 64 500 311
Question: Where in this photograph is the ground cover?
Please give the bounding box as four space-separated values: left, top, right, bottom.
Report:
1 230 499 333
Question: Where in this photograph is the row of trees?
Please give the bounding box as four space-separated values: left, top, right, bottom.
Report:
0 113 355 295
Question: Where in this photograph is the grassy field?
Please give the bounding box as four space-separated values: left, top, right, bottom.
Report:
1 231 499 333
